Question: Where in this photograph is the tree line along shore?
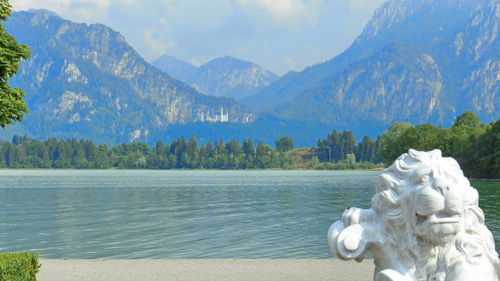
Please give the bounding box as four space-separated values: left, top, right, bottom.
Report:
0 112 498 179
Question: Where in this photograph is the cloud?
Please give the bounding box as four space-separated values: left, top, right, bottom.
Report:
9 0 388 75
283 57 298 68
143 29 169 55
347 0 387 10
12 0 110 9
11 0 111 23
236 0 323 32
239 0 308 18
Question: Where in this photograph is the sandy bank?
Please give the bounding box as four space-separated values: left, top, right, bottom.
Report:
38 259 374 281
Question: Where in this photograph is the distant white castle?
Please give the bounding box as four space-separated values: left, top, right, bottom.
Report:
198 108 229 123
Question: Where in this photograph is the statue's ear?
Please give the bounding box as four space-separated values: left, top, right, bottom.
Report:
408 149 418 155
408 149 443 159
429 149 442 159
464 187 479 206
376 173 400 193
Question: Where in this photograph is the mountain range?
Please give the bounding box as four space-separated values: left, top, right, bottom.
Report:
151 55 198 83
153 55 279 100
243 0 498 134
6 10 253 144
2 0 499 146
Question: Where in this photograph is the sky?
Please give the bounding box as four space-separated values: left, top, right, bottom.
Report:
11 0 387 75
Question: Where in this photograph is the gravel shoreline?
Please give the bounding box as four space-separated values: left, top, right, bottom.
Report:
38 259 375 281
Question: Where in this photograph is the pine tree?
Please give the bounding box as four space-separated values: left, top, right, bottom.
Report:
275 136 294 152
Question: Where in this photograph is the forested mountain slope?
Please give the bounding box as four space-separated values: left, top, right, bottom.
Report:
7 10 253 144
244 0 498 133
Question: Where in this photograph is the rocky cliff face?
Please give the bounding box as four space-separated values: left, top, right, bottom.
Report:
188 56 279 100
277 44 444 126
8 10 254 144
153 55 279 100
245 0 498 132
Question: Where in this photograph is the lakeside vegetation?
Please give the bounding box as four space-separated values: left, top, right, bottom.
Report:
0 112 497 178
0 252 39 280
378 112 499 179
0 134 380 170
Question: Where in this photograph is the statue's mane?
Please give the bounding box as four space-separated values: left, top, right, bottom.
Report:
372 149 499 271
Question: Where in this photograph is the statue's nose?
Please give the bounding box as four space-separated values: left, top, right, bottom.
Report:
434 178 450 195
434 177 463 214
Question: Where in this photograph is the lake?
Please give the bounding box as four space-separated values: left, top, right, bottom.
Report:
0 170 498 259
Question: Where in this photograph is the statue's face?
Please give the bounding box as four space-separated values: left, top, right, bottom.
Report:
411 160 468 244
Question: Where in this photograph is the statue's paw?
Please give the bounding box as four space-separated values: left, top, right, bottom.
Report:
327 220 344 257
375 269 412 281
335 224 375 260
328 221 371 260
329 211 381 260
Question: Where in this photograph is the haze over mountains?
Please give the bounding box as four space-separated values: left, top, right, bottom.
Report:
244 0 498 133
2 0 498 146
153 55 279 100
151 55 198 83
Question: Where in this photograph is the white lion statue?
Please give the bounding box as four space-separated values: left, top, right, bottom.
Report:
328 149 499 281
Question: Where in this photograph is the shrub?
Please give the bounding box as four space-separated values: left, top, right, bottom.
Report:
0 253 40 281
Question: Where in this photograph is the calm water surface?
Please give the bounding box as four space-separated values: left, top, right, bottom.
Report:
0 170 498 259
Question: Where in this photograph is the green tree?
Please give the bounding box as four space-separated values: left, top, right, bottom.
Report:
83 140 96 162
457 120 499 178
316 130 356 162
256 142 273 168
357 136 375 162
173 136 187 166
3 142 15 166
214 140 226 168
399 123 443 152
186 135 199 168
373 136 384 163
199 142 213 168
341 131 356 159
33 142 50 167
444 111 484 156
315 130 340 162
154 141 165 155
379 122 412 163
94 144 111 168
345 153 356 166
12 134 29 145
327 130 342 161
275 136 294 152
225 140 241 156
452 111 481 128
242 139 255 156
0 0 30 127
